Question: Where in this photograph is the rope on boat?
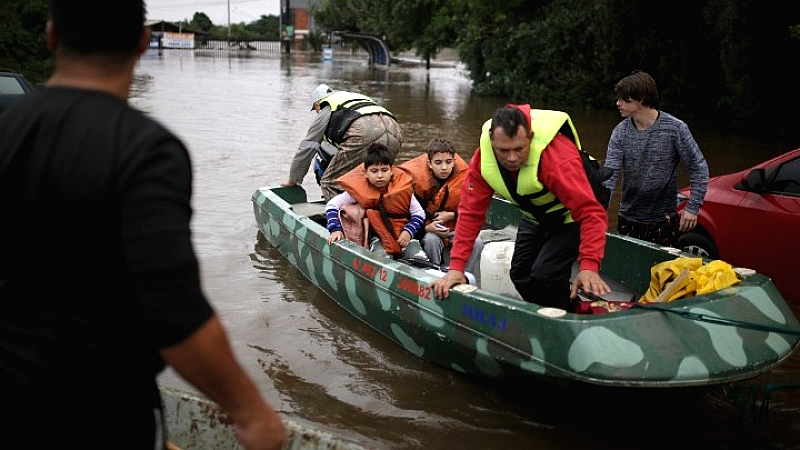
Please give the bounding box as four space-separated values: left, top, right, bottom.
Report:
631 303 800 336
404 262 800 337
636 302 800 426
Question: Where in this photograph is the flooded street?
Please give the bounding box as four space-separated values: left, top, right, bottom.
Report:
133 48 800 449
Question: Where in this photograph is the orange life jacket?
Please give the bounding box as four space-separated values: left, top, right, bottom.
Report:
399 153 468 232
336 166 414 255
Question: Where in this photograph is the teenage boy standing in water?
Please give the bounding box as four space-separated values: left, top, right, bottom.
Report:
604 70 709 246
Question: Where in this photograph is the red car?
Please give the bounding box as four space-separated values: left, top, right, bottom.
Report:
677 148 800 303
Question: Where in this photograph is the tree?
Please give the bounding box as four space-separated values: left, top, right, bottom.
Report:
0 0 51 83
3 0 798 143
312 0 458 65
311 0 365 34
201 14 280 41
191 12 213 32
253 15 280 41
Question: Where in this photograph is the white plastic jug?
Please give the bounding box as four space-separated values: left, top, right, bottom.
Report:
479 241 521 299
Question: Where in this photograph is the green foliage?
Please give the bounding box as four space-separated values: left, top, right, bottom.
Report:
454 0 548 91
191 12 214 32
307 30 327 52
204 15 280 41
455 0 799 143
701 0 799 136
401 0 460 61
0 0 52 84
312 0 367 34
458 0 619 106
3 0 798 142
312 0 457 60
253 15 280 41
212 23 259 40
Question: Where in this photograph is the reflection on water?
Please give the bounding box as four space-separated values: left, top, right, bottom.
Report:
138 49 800 450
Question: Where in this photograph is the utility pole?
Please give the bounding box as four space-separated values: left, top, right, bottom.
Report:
283 0 292 54
227 0 231 41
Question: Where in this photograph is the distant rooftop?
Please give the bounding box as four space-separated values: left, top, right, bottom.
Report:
145 20 206 35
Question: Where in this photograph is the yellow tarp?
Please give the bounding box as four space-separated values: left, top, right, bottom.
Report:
639 257 740 303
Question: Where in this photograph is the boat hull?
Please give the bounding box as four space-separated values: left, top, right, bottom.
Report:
252 185 800 388
160 386 366 449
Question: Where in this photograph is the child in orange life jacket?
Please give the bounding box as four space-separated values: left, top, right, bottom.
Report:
400 139 483 277
325 143 426 259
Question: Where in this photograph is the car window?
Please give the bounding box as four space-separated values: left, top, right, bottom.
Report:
768 157 800 195
0 76 26 95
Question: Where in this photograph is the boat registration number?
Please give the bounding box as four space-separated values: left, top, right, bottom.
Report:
353 259 388 282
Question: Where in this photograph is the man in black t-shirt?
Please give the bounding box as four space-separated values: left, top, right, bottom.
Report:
0 1 285 448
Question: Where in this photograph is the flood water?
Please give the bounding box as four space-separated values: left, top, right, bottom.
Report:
135 48 800 450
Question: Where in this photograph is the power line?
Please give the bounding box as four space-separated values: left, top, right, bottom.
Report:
147 1 278 23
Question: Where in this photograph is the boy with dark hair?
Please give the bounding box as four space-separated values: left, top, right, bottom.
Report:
326 143 426 258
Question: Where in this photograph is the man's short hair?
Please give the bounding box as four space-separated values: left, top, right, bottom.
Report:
490 106 531 140
50 0 146 54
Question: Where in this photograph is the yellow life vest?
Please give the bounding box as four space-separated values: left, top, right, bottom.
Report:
479 109 581 224
321 91 393 145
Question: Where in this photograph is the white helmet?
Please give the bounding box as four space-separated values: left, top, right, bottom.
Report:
312 84 333 103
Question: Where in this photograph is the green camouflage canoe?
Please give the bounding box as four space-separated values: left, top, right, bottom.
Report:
252 185 800 388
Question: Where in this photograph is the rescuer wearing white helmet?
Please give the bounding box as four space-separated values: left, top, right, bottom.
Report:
282 83 403 201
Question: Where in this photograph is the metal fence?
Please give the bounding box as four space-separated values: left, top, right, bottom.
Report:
199 40 283 51
197 40 368 57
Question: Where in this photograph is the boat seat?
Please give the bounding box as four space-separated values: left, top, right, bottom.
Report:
474 230 640 303
291 202 328 222
479 226 517 243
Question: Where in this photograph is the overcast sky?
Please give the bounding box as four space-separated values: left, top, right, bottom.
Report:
146 0 281 26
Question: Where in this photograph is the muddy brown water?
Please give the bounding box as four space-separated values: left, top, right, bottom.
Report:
136 49 800 449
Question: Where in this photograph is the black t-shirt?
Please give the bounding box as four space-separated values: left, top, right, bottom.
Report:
0 87 214 437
